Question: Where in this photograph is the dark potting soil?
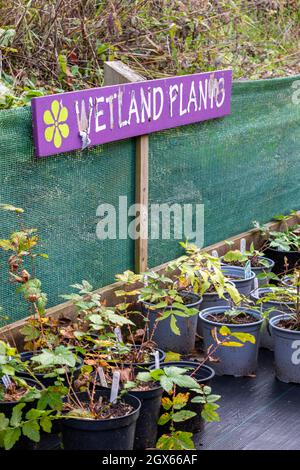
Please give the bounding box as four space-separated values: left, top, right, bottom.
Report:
109 347 154 364
104 368 158 391
206 312 256 325
277 318 300 331
64 397 133 420
0 382 29 402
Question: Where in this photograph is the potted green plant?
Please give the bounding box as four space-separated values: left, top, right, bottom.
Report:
221 242 275 287
199 305 262 376
250 286 296 350
0 340 60 450
173 243 242 336
62 279 165 366
19 346 82 387
269 271 300 383
137 271 202 355
59 371 141 450
254 214 300 274
136 365 220 450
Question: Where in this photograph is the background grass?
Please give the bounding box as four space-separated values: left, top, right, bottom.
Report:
0 0 299 108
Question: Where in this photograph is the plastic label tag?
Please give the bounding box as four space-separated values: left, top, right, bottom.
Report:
97 367 108 387
212 250 219 258
1 375 12 389
114 327 123 343
252 278 259 298
153 350 160 370
240 238 246 254
110 371 120 403
245 260 252 279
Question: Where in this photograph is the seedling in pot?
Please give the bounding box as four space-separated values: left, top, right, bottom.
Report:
253 213 300 255
176 242 241 303
222 242 271 269
0 340 64 450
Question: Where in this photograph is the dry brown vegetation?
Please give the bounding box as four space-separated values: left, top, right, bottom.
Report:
0 0 299 107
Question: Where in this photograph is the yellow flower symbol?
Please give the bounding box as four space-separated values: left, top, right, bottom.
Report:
43 100 69 148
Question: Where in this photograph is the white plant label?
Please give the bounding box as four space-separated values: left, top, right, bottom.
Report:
245 260 252 279
114 327 123 343
1 375 12 389
110 371 121 403
212 250 219 258
97 367 108 387
240 238 246 254
253 278 259 298
153 350 160 369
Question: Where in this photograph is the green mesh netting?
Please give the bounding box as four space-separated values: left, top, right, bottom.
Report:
148 75 300 267
0 75 299 323
0 106 135 322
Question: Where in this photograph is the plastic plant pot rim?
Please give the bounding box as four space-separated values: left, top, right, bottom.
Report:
199 306 263 328
250 287 297 307
20 351 83 378
221 266 256 282
269 314 300 336
201 280 235 298
221 256 275 270
150 361 215 382
96 381 164 397
63 391 142 424
105 346 166 363
281 275 297 288
140 290 203 309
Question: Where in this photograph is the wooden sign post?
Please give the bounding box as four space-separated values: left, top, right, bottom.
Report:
104 61 149 274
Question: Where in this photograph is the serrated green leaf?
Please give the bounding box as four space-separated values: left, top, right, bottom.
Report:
3 427 21 450
22 420 40 442
10 403 25 427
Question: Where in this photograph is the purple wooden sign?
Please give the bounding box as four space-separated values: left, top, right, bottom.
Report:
32 69 232 157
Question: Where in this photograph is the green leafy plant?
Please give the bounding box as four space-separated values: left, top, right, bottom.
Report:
252 273 300 331
175 242 241 304
253 213 300 254
222 242 270 268
0 340 65 450
0 205 50 350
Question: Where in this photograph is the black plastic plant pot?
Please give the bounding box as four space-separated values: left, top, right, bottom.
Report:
221 266 255 296
270 314 300 384
61 390 141 450
19 351 83 387
264 247 300 274
0 378 43 450
199 306 263 377
250 288 295 351
95 366 163 450
106 345 166 369
131 385 163 450
197 281 235 337
142 292 203 355
154 361 215 434
221 257 275 288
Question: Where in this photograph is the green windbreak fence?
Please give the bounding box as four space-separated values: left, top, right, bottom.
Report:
149 75 300 267
0 74 299 323
0 107 136 322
